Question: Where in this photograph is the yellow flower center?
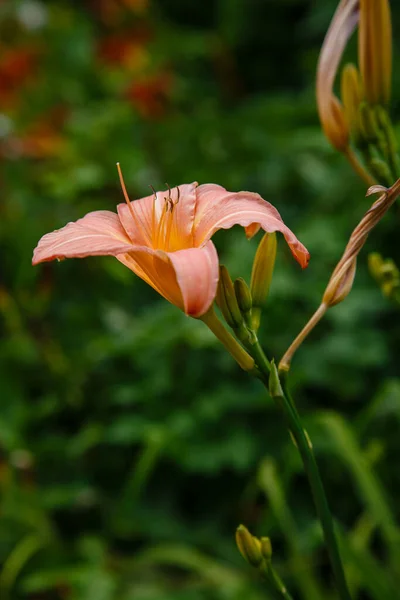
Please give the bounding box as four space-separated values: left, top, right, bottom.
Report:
117 163 188 252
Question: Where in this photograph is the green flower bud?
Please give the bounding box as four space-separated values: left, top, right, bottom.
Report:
250 232 277 331
234 278 253 327
235 525 263 568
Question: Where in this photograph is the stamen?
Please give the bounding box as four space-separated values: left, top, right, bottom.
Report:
117 163 150 244
149 184 157 247
165 183 174 212
156 200 168 248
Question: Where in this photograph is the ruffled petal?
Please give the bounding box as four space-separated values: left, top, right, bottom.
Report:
32 211 134 265
117 183 198 250
193 184 310 268
117 241 219 317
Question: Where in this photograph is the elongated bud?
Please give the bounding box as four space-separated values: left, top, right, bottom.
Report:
217 266 243 329
359 0 392 106
250 232 277 331
323 259 357 307
234 278 253 327
341 63 363 144
260 537 272 562
235 525 263 568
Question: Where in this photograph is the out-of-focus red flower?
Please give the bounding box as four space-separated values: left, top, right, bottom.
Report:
88 0 148 22
97 31 151 72
0 46 39 110
125 72 173 118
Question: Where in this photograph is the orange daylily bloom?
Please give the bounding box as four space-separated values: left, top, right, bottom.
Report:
33 171 309 317
316 0 359 150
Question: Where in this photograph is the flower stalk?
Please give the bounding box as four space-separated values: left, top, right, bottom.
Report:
279 177 400 372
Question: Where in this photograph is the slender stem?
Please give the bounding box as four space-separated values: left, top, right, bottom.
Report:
260 563 295 600
279 303 327 373
344 147 376 186
253 343 352 600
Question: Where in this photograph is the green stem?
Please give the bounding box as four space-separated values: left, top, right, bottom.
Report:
260 563 295 600
252 342 352 600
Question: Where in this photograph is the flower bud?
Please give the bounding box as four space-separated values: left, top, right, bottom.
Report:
217 265 243 329
234 278 253 327
235 525 263 568
341 63 363 144
323 259 357 307
250 232 277 331
359 0 392 106
260 537 272 562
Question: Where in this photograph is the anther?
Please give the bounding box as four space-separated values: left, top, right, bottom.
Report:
149 184 157 203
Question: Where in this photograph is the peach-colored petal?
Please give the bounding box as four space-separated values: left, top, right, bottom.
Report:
116 249 184 308
165 241 219 316
117 182 198 250
32 211 135 265
117 241 219 317
193 184 310 269
316 0 359 150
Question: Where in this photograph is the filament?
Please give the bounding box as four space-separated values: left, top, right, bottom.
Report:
117 163 150 244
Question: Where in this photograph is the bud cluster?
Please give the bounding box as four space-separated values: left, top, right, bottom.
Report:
216 233 277 347
368 252 400 302
317 0 398 186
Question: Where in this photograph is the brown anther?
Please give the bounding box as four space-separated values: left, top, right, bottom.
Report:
164 183 174 212
149 184 157 203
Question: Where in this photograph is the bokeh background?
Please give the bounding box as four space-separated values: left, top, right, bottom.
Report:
1 1 400 599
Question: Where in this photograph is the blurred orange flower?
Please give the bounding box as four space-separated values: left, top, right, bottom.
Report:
125 72 173 118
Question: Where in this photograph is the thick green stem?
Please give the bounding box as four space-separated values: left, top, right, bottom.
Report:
253 343 352 600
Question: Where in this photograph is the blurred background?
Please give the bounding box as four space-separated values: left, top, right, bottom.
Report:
1 0 400 598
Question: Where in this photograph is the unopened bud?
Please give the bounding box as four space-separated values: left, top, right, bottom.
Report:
260 537 272 562
250 232 277 331
235 525 263 567
217 266 252 344
323 259 357 307
341 63 363 144
359 0 392 107
234 278 253 326
217 266 243 329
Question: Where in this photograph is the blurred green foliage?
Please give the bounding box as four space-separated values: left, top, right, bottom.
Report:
1 0 400 598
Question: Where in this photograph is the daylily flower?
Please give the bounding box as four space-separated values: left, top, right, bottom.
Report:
33 168 309 318
316 0 359 151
